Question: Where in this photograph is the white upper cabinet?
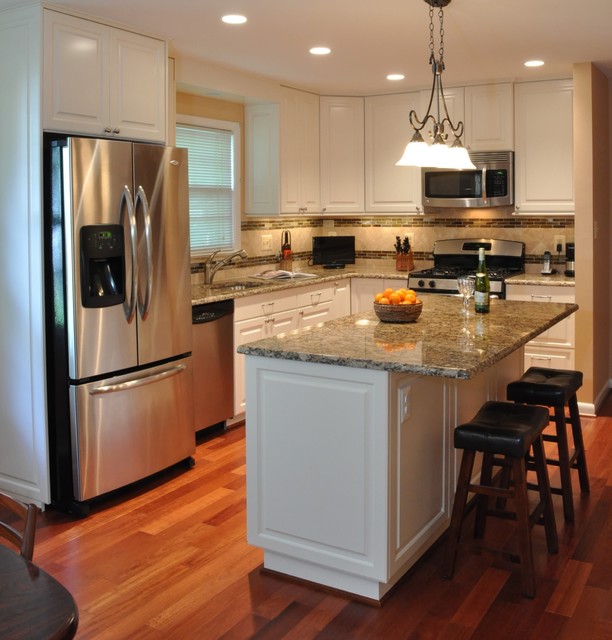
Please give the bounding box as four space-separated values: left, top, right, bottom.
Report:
365 93 422 213
43 10 167 142
320 96 365 213
280 87 320 213
514 79 574 214
464 83 514 151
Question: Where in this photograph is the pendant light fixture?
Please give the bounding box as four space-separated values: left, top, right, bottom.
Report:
396 0 475 170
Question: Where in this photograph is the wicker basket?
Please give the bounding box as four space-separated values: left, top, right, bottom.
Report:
373 301 423 323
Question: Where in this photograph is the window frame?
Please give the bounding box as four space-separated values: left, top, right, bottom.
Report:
175 114 241 257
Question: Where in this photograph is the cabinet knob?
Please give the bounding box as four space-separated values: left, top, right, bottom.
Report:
104 127 112 134
113 128 121 135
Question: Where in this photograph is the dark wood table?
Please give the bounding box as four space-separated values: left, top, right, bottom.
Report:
0 544 78 640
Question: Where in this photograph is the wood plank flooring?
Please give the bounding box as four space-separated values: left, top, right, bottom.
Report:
32 396 612 639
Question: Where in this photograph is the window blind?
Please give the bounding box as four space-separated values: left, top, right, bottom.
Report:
176 123 236 255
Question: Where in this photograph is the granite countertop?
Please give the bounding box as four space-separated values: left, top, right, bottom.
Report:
506 272 575 286
191 264 575 305
191 264 409 305
237 294 578 379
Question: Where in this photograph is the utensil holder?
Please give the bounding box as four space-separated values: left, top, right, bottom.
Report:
395 251 415 272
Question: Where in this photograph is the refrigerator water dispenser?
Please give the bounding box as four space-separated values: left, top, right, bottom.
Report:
80 224 125 307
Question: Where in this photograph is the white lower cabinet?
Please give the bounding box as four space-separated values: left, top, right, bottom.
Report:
244 349 522 600
233 281 351 416
505 283 575 370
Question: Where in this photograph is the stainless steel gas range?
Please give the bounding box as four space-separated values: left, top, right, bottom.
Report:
408 238 525 299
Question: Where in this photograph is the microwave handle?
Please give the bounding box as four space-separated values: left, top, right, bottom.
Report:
481 167 488 201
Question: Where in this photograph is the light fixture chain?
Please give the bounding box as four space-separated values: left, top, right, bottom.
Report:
438 6 445 65
428 5 435 63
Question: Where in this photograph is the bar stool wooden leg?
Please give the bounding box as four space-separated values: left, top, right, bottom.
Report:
568 394 590 493
553 404 575 522
474 452 493 539
532 436 559 554
511 456 535 598
442 449 476 579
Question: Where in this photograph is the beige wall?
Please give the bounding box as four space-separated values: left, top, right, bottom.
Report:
176 92 246 218
573 63 610 409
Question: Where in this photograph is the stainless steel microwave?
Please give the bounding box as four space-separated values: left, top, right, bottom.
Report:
422 150 514 208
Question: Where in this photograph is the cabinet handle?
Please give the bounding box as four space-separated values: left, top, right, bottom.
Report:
261 302 275 315
531 294 552 302
311 293 321 304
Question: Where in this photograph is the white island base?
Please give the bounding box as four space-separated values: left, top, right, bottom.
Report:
245 350 523 603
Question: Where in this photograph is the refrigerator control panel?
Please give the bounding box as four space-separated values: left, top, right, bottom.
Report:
80 224 125 308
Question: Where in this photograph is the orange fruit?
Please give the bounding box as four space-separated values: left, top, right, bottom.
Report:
374 292 385 303
383 288 395 298
378 297 390 305
388 292 401 305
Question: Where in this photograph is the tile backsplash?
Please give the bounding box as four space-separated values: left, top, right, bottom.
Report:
191 215 575 276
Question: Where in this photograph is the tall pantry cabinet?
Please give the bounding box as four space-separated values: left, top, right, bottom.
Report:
0 4 167 506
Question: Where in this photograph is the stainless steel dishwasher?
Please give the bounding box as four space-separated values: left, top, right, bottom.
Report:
192 300 234 431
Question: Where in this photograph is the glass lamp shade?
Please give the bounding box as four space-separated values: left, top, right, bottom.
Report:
447 139 476 169
396 132 433 167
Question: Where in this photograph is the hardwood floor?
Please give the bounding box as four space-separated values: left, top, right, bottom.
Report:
33 396 612 639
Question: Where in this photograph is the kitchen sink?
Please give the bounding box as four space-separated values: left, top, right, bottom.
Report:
209 280 266 291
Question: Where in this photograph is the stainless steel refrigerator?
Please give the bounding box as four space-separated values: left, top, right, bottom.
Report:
44 136 195 514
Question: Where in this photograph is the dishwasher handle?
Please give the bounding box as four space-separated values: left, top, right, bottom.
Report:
192 300 234 324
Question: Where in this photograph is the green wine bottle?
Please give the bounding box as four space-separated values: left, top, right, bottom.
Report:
474 247 490 313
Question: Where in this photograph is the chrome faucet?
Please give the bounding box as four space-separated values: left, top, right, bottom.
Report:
203 249 248 284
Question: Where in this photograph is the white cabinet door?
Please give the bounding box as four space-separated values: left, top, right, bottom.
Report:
44 11 109 136
464 83 514 151
43 9 166 142
320 96 365 213
280 87 320 213
365 93 422 213
330 279 351 319
505 283 575 371
109 28 166 142
351 278 382 313
514 79 574 214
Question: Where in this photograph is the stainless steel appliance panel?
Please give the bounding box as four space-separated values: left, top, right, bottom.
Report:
133 144 192 365
64 138 138 379
70 358 195 501
192 301 234 430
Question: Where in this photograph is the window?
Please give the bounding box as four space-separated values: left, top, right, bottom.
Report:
175 116 240 256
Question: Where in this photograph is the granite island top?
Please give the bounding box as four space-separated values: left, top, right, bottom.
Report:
237 294 578 380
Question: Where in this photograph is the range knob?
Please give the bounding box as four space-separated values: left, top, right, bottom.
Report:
429 280 437 288
418 279 425 288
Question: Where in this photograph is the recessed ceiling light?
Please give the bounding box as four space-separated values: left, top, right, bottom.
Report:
221 14 247 25
524 59 544 68
309 47 331 56
387 73 405 81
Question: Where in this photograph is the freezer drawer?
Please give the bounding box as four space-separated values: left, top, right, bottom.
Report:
70 358 195 501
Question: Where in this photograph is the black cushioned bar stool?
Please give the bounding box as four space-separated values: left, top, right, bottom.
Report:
507 367 590 522
442 401 558 599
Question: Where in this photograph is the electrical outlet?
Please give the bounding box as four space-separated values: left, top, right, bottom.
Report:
261 234 273 251
553 235 566 254
399 384 411 422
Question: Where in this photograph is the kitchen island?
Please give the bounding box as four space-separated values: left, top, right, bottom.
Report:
238 295 578 602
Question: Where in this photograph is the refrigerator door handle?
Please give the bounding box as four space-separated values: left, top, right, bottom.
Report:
120 185 137 322
89 363 187 395
135 185 153 321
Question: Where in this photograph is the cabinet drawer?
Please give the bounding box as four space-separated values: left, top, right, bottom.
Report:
234 289 297 321
524 346 575 370
505 283 575 303
295 283 334 308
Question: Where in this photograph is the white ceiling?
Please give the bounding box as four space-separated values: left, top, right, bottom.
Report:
4 0 612 95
